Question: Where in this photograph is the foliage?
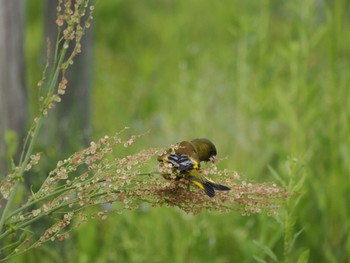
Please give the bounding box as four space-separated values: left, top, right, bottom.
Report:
91 1 350 262
10 0 350 262
1 0 291 262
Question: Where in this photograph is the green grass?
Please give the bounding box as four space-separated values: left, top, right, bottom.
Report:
22 0 350 262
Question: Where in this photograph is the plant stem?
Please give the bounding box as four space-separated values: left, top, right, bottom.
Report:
0 40 69 236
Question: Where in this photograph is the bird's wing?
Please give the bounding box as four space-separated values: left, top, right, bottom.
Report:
188 175 216 197
166 154 196 173
158 140 200 173
188 170 230 197
202 176 231 191
175 141 200 164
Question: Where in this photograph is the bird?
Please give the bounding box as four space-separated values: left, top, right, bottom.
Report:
157 138 230 197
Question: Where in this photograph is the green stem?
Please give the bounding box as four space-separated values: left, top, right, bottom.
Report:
0 186 118 241
6 171 155 222
0 118 44 235
0 40 69 236
5 184 76 223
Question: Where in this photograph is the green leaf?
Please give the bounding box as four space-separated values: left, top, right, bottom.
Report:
253 240 278 262
288 228 304 254
268 165 286 187
4 130 18 157
292 173 306 193
253 256 267 263
297 249 310 263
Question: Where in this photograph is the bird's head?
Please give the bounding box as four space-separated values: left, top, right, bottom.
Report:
190 138 217 163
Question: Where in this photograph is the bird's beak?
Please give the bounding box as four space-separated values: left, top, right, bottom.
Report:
209 156 218 164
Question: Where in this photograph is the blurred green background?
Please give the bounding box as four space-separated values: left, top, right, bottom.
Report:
21 0 350 262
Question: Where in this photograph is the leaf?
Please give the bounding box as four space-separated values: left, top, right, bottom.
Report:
292 173 306 193
253 240 278 262
4 130 18 157
253 256 267 263
267 165 286 187
288 228 304 254
297 249 310 263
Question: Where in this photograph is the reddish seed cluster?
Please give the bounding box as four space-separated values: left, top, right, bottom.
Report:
35 212 74 246
0 166 22 199
4 130 288 257
56 0 93 32
124 169 287 215
36 0 94 118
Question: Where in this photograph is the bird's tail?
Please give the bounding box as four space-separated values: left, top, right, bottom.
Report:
188 175 230 198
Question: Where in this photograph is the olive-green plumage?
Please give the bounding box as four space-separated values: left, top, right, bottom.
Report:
191 138 217 162
158 138 230 197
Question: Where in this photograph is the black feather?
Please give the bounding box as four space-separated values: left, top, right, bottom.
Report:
167 154 195 173
203 182 216 197
212 184 231 191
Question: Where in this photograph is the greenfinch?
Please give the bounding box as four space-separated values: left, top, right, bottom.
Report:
158 138 230 197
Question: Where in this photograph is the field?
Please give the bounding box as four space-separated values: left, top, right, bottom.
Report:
17 0 350 262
